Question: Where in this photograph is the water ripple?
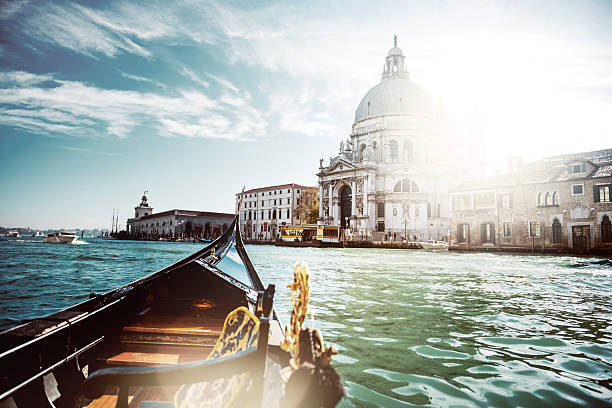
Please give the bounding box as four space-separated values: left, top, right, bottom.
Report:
1 240 611 407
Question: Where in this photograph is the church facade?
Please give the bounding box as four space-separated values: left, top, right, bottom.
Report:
317 38 476 240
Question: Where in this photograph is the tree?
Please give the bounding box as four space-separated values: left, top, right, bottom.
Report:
295 189 319 225
307 203 319 224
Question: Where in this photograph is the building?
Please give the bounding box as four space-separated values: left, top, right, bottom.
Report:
126 194 234 240
449 149 612 252
316 37 477 240
235 184 318 241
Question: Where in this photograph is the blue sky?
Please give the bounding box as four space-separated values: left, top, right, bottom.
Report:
1 0 611 229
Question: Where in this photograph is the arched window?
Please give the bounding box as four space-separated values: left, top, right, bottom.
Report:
545 192 551 206
552 191 559 206
389 140 398 162
393 178 420 193
602 215 612 243
403 140 414 162
248 211 252 220
377 202 385 217
537 192 542 206
552 218 562 244
272 209 276 219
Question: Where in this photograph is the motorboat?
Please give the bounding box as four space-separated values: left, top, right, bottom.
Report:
419 240 449 250
42 232 78 244
7 231 19 238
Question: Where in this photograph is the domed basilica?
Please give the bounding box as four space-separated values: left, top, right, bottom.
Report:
317 37 477 240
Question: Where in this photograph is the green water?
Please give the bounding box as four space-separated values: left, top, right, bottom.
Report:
1 238 611 406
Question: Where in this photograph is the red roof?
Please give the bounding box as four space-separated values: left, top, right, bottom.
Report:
237 183 317 195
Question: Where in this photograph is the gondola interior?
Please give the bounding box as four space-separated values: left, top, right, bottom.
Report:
0 216 286 408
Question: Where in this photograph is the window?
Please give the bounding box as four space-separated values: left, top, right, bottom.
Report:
389 140 398 162
457 224 469 243
537 192 543 206
602 215 612 243
552 218 562 244
529 221 541 237
568 163 586 174
452 194 472 211
261 201 264 206
553 191 559 206
287 209 290 218
572 184 584 195
481 223 495 244
545 192 551 206
393 178 419 193
274 199 276 205
502 222 512 237
415 207 420 217
474 192 495 209
393 208 397 216
497 193 512 208
377 202 385 217
261 211 264 219
594 184 611 203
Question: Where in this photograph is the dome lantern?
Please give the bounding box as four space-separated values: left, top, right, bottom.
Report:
382 35 409 81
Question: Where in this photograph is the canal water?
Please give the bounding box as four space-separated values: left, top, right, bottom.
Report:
1 237 611 407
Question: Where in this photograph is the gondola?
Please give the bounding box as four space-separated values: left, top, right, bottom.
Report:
0 215 293 407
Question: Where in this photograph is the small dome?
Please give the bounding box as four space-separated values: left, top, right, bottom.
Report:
387 46 404 57
354 78 434 123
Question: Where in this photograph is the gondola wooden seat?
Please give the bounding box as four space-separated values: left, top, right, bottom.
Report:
82 285 275 408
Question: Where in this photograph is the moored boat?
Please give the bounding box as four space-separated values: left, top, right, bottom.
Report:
7 231 19 238
43 231 78 244
0 215 342 407
419 240 449 250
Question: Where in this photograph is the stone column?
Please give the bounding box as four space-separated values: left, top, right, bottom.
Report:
328 181 333 219
319 182 324 219
351 179 356 219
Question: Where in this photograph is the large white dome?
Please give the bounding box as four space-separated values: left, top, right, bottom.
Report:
354 78 434 123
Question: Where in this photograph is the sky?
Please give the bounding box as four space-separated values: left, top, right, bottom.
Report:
1 0 611 229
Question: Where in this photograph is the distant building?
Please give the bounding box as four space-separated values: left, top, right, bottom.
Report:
126 194 234 240
235 184 318 241
449 149 612 251
316 38 478 241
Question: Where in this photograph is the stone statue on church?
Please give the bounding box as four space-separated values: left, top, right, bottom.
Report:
364 140 376 162
339 140 344 153
319 158 324 168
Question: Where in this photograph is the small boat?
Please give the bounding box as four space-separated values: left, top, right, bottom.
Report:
419 240 449 250
197 238 212 243
7 231 19 238
43 231 78 244
0 215 344 407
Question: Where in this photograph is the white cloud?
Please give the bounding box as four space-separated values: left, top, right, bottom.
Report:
178 67 210 88
0 71 267 141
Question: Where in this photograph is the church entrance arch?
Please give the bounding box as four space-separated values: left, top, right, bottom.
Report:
340 185 352 228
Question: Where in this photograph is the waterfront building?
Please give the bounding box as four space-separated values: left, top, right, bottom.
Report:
126 194 234 239
449 149 612 251
316 37 478 240
235 184 318 240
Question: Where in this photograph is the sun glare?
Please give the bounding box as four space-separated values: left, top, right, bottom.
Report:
418 31 608 173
